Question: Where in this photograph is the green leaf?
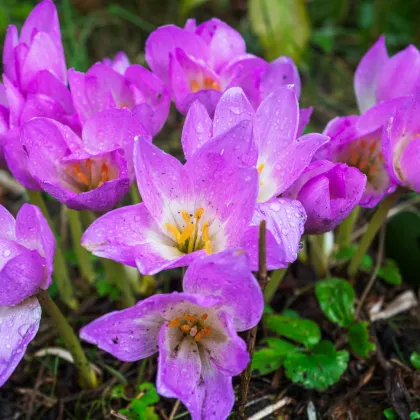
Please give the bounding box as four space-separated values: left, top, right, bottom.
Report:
138 382 159 407
249 0 310 63
118 383 160 420
334 245 356 261
252 338 298 375
410 352 420 369
348 321 376 358
411 413 420 420
384 408 398 420
111 384 129 400
315 278 355 327
179 0 208 18
378 259 402 286
284 341 349 391
265 314 321 349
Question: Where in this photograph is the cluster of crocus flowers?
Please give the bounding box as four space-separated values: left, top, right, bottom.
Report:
81 250 263 419
0 204 55 386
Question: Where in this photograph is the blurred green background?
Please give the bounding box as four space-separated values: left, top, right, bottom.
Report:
1 0 420 132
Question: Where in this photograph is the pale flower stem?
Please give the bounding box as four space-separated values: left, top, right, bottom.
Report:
348 191 400 279
37 289 98 389
263 268 287 303
130 183 142 204
237 220 267 419
336 206 360 251
26 189 77 310
68 208 96 284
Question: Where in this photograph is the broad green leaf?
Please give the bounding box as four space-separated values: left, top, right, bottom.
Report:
249 0 310 63
138 383 159 407
284 341 349 391
265 314 321 349
118 383 160 420
348 322 375 358
252 338 298 375
378 259 402 286
410 352 420 369
111 384 129 400
411 413 420 420
334 246 372 271
315 278 355 327
384 408 398 420
179 0 208 18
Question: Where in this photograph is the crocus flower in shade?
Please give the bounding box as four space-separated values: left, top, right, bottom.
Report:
284 160 367 234
68 60 170 136
182 86 328 265
102 51 131 75
354 36 420 113
0 83 9 161
383 94 420 192
145 18 304 115
18 109 146 211
82 126 263 274
0 203 55 386
80 250 263 420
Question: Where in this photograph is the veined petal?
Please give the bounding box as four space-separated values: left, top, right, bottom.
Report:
181 100 212 160
354 36 388 113
80 295 167 362
0 205 16 241
297 107 313 137
183 249 263 331
3 25 19 86
0 297 41 387
399 136 420 192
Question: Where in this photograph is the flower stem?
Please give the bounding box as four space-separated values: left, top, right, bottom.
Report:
130 183 141 204
337 206 360 251
102 259 136 308
26 190 77 310
237 220 267 419
68 208 96 284
37 289 98 389
347 191 400 279
309 234 328 277
264 268 287 303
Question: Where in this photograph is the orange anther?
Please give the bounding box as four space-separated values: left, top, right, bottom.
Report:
194 327 211 341
201 313 208 321
101 162 109 184
195 208 204 220
86 158 92 173
181 324 191 333
168 318 180 327
182 210 191 224
369 141 377 153
183 314 198 322
73 164 89 186
190 80 200 93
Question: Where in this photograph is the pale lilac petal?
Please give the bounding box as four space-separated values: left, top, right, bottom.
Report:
399 136 420 192
157 322 201 402
0 297 41 387
181 101 212 160
186 151 258 246
376 45 420 104
20 94 70 126
80 295 167 362
201 311 249 376
178 89 222 117
196 18 246 72
103 51 130 75
0 246 45 306
212 87 254 137
3 25 19 86
243 198 306 269
134 139 193 225
0 206 16 241
145 25 209 82
81 203 158 267
126 64 171 135
4 128 41 190
354 36 388 112
3 75 25 127
15 204 55 288
260 56 301 100
297 107 313 137
183 249 263 331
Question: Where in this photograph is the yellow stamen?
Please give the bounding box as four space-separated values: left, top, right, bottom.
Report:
202 221 213 255
168 318 180 327
195 208 204 220
204 240 212 255
180 223 194 243
257 163 265 174
73 164 89 186
182 210 191 224
181 324 191 334
101 162 109 184
165 223 182 244
194 327 211 341
190 80 200 93
183 314 198 322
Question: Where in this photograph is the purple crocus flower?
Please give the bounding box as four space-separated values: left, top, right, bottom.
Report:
284 160 367 234
0 203 55 387
82 123 273 273
102 51 131 75
145 18 304 115
182 86 328 265
0 83 9 161
69 59 170 136
317 36 420 207
18 109 146 211
383 94 420 192
80 250 263 420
